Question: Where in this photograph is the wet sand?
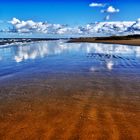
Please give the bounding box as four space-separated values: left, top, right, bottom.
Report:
68 35 140 46
70 39 140 46
0 73 140 140
0 40 140 139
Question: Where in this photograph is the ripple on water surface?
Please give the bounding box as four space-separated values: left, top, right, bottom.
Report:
0 40 140 79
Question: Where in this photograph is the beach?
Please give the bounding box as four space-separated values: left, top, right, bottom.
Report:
68 35 140 46
0 40 140 140
1 0 140 139
0 73 140 140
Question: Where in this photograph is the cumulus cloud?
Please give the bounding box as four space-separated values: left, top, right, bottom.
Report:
127 18 140 32
89 2 119 20
9 18 68 34
10 17 20 24
84 21 135 35
89 2 105 7
104 15 110 21
4 18 140 36
101 6 120 13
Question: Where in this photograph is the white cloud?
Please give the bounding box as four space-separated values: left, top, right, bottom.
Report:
84 21 135 35
127 18 140 32
3 18 140 36
10 18 66 34
101 6 120 13
89 2 105 7
10 17 20 24
104 15 110 21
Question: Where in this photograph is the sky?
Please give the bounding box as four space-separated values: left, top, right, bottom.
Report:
0 0 140 25
0 0 140 37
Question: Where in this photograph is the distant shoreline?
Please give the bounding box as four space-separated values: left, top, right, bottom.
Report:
1 35 140 46
0 38 63 46
68 34 140 46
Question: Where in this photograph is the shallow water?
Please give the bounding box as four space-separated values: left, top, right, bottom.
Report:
0 40 140 139
0 40 140 78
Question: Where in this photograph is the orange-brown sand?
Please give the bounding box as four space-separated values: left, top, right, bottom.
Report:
0 74 140 140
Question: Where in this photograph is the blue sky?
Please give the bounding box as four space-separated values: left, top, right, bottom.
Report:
0 0 140 38
0 0 140 26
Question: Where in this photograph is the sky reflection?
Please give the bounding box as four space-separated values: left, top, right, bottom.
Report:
11 41 140 63
0 40 140 76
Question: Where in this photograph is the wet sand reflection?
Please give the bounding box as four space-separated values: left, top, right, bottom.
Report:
0 41 140 139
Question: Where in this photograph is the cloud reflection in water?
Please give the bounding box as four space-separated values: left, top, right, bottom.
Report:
0 40 140 73
11 41 140 71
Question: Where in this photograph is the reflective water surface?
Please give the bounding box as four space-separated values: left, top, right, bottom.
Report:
0 41 140 139
0 40 140 79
